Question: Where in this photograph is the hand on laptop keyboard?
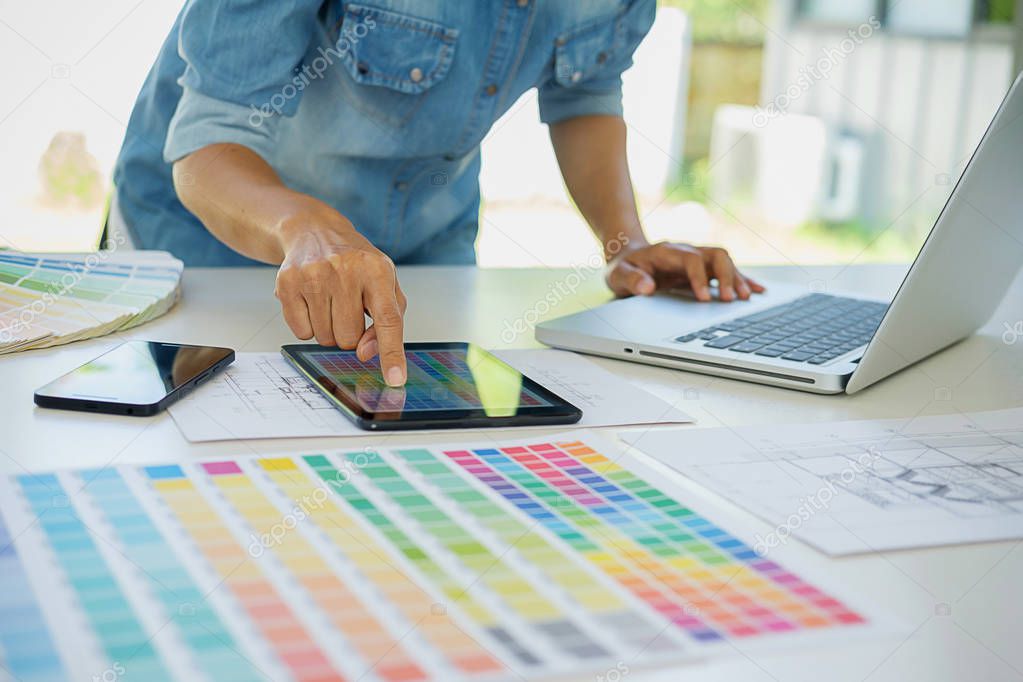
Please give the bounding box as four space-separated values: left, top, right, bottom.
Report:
607 242 765 302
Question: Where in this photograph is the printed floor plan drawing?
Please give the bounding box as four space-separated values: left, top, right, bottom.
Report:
624 409 1023 555
808 441 1023 515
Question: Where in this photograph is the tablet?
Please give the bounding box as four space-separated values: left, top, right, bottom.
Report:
281 342 582 431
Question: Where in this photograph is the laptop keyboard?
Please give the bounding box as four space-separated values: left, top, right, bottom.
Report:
675 294 888 365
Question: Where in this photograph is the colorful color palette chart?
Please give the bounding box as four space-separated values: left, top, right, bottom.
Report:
0 432 880 681
0 251 183 354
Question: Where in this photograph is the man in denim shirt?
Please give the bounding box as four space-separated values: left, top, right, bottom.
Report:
114 0 763 386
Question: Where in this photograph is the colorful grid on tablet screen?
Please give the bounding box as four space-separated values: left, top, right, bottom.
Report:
0 434 868 682
304 349 550 410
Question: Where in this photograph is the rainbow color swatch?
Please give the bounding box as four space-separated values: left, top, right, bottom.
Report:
0 432 877 680
0 251 182 354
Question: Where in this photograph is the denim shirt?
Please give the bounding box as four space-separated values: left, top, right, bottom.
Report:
113 0 656 266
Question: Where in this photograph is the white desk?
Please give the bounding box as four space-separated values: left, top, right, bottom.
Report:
3 264 1022 682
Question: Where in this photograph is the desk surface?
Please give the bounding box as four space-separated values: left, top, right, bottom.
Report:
3 264 1022 682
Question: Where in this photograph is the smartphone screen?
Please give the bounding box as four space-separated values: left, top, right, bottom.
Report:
35 341 234 410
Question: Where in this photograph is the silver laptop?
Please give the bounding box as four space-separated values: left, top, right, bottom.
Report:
537 73 1023 395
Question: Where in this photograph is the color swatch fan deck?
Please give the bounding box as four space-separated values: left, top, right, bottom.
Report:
0 433 882 681
0 251 183 353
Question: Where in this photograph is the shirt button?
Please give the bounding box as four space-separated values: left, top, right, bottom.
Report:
409 67 424 83
571 71 582 83
395 181 409 191
517 0 528 6
555 36 567 47
485 84 498 96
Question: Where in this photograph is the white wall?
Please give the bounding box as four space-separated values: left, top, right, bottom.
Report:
0 1 182 250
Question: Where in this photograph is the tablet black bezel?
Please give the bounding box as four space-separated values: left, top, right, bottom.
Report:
280 342 582 431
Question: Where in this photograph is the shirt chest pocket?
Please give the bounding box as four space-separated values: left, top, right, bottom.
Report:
335 3 459 127
552 7 628 88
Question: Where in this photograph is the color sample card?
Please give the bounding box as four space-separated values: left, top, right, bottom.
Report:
0 251 183 354
0 515 68 681
0 252 182 308
0 432 885 681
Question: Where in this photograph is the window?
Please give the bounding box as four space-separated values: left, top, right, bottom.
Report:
796 0 1016 36
887 0 974 37
797 1 878 25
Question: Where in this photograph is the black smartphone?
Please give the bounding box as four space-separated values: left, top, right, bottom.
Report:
34 341 235 416
281 342 583 431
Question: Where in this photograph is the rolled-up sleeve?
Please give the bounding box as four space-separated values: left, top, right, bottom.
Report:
538 0 656 125
163 0 323 163
539 86 625 124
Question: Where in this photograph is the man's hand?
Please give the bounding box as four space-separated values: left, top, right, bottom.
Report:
547 119 763 304
275 211 408 386
171 144 407 386
607 242 765 302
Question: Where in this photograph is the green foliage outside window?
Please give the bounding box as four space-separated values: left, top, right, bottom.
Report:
979 0 1015 23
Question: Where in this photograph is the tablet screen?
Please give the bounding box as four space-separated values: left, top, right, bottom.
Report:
295 346 555 414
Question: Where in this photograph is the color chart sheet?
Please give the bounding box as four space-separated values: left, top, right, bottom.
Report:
0 433 886 681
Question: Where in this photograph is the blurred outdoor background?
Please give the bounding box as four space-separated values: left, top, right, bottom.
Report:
0 0 1020 268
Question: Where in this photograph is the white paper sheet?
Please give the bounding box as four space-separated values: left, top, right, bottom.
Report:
622 408 1023 555
169 350 692 442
